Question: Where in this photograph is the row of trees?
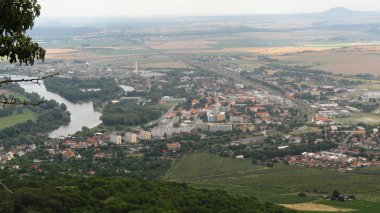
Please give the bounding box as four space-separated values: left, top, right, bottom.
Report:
239 141 338 161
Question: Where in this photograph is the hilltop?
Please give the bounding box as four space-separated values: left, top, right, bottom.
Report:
323 7 356 15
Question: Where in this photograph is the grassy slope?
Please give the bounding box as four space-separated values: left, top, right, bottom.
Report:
0 110 37 130
315 200 380 213
164 153 380 211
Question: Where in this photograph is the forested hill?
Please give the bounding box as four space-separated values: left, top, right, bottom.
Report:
0 177 295 213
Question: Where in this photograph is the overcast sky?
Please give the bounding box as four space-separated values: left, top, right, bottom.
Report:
39 0 380 17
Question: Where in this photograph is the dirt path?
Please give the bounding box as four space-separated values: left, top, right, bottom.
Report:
281 202 355 212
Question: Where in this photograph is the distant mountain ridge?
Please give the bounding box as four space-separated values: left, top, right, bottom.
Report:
323 7 356 15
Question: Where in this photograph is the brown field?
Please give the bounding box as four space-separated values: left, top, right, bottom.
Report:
45 48 102 60
140 61 189 69
281 202 355 212
145 39 214 50
168 46 338 55
276 45 380 75
233 46 337 55
46 48 78 54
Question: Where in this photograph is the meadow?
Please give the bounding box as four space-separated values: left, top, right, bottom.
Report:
0 110 37 130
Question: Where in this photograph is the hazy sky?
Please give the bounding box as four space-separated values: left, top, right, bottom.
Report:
40 0 380 17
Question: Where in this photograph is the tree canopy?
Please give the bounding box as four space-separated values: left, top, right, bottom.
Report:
0 0 45 65
0 177 295 213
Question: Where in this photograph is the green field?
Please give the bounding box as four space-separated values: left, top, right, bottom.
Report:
90 49 156 56
164 153 380 212
0 110 37 130
222 60 262 70
43 39 137 49
211 38 294 49
335 113 380 124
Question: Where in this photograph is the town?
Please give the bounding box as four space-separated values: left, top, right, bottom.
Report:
2 52 380 177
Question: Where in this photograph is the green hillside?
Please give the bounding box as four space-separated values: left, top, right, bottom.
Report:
165 153 380 212
0 177 294 213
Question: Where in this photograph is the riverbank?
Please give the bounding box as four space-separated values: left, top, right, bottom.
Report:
10 75 102 138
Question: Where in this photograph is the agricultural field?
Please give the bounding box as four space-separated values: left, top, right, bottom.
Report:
165 153 380 212
275 45 380 75
210 38 294 49
139 61 189 69
0 110 37 130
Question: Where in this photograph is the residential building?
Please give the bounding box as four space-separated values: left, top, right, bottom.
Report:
110 134 122 145
125 132 138 144
230 115 244 123
138 131 152 140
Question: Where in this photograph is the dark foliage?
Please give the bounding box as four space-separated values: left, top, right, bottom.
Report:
0 0 45 65
101 103 165 126
0 177 295 213
44 77 123 103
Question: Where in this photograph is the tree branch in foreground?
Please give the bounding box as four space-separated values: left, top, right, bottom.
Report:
0 73 58 106
0 181 14 194
0 73 58 85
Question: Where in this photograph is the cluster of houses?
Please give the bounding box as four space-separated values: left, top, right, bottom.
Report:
312 102 362 125
281 125 380 170
133 86 295 139
286 151 376 170
0 144 37 166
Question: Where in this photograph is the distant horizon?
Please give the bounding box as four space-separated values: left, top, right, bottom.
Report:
37 7 380 19
39 0 380 17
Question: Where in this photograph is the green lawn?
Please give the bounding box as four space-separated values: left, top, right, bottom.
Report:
0 110 37 130
164 153 380 209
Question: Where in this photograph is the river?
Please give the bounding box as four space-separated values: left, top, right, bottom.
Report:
10 75 102 138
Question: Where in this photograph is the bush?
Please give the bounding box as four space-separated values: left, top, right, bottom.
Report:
298 192 306 197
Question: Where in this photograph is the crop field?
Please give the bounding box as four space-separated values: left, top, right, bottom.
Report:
210 38 294 49
145 39 215 50
139 61 189 69
164 152 268 181
164 153 380 212
0 110 37 130
87 48 155 56
276 45 380 75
